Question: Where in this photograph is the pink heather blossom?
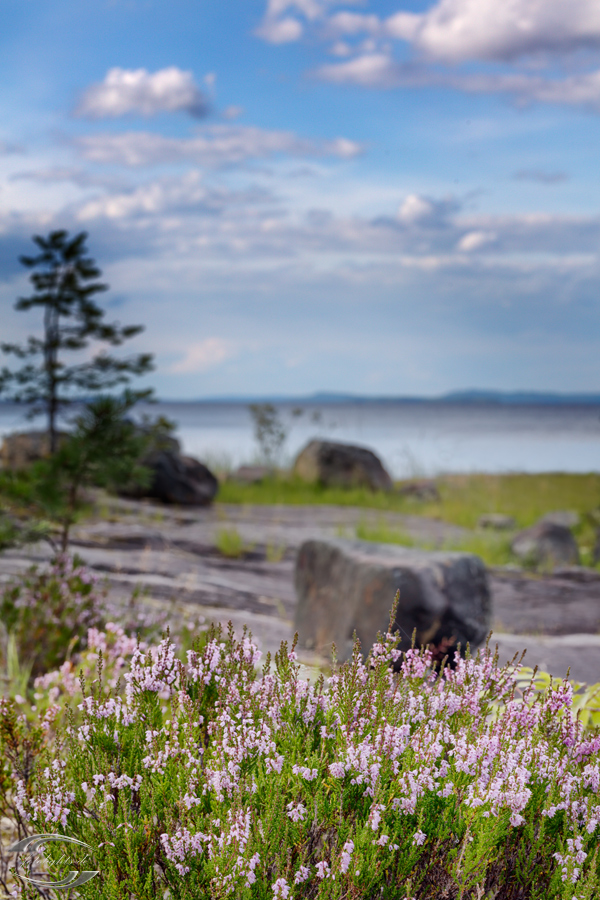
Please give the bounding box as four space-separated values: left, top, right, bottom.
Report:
340 840 354 873
286 801 307 822
294 865 310 884
265 755 284 774
413 830 427 846
292 764 318 781
316 861 330 879
369 803 385 831
272 877 290 898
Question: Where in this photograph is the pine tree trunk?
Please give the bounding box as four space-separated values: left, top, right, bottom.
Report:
45 302 59 455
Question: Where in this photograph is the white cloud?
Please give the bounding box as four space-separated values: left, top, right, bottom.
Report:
255 0 364 42
328 11 381 36
317 52 600 112
257 0 600 111
457 230 497 251
76 67 209 119
76 172 213 220
317 53 402 87
513 69 600 110
256 16 304 43
76 125 362 167
277 0 600 63
398 194 435 224
385 0 600 64
169 338 234 373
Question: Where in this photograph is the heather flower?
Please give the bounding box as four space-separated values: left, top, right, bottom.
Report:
294 865 310 884
286 800 307 822
272 877 290 898
340 839 354 873
5 619 600 899
316 860 330 879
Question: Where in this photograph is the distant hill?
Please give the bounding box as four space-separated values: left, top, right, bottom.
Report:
438 390 600 405
159 390 600 405
3 390 600 406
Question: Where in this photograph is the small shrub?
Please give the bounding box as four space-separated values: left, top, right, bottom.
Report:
216 527 252 559
0 555 167 688
265 541 286 563
0 555 103 680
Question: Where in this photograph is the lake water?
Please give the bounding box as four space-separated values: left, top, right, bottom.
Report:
1 400 598 478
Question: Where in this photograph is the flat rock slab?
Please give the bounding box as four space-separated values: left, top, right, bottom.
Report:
491 633 600 685
490 568 600 635
2 499 600 682
294 538 491 663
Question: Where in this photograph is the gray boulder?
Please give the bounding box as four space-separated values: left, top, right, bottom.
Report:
132 450 218 506
398 479 440 502
231 465 271 484
294 538 491 666
540 510 580 529
511 521 579 567
478 513 516 530
293 440 393 492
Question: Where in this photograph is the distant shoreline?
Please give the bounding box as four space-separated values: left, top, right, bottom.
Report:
2 390 600 407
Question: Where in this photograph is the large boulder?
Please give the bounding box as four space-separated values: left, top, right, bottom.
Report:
511 521 579 568
293 440 393 492
1 430 69 469
130 450 218 506
294 538 491 666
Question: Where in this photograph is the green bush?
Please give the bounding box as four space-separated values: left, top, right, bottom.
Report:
215 527 253 559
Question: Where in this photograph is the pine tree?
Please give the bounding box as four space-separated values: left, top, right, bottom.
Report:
0 230 154 452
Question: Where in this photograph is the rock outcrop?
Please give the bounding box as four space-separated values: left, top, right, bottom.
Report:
511 521 579 568
0 430 69 469
294 538 491 666
293 440 393 492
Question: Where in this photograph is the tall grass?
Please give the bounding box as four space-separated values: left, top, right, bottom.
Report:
219 472 600 565
219 472 600 523
355 520 516 567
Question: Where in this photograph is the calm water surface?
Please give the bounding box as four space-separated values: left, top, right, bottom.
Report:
1 400 597 478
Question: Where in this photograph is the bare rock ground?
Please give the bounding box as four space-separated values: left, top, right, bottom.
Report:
2 496 600 683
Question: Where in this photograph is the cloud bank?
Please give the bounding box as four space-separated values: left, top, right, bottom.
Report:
257 0 600 112
76 125 362 167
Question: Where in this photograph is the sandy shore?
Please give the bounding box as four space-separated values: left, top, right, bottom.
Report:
2 495 600 683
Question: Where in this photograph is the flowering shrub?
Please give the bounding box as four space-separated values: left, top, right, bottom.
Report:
0 555 103 680
2 621 600 899
0 555 168 690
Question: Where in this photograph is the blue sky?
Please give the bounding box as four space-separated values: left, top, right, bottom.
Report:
2 0 600 398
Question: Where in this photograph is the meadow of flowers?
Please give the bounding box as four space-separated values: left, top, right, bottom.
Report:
1 560 600 899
